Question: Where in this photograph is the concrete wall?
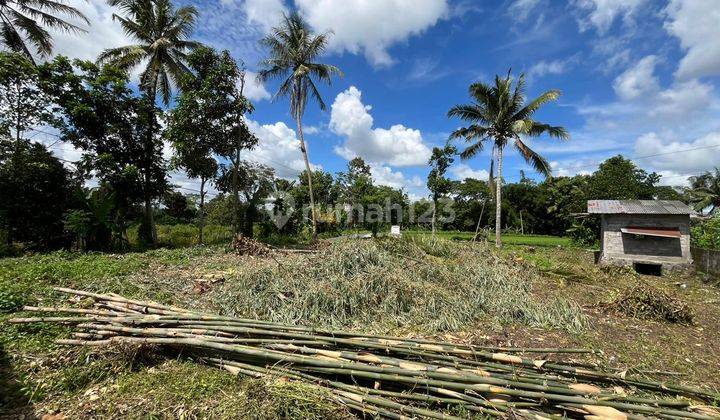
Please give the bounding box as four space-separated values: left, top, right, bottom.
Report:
692 247 720 279
600 214 692 268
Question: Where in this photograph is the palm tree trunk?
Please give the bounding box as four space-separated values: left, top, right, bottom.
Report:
199 177 206 245
431 197 437 236
141 79 159 246
295 111 318 241
232 149 240 235
495 146 503 248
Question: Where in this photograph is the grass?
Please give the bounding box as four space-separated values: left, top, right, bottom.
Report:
402 229 572 247
1 235 719 418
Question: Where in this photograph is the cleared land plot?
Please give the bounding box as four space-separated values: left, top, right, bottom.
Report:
1 238 718 419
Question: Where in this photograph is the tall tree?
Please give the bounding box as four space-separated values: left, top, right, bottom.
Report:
99 0 200 246
166 46 236 244
258 12 342 241
0 0 87 61
40 56 163 247
0 138 77 249
427 144 456 235
170 47 257 235
587 155 658 200
0 52 51 140
689 167 720 215
448 71 568 247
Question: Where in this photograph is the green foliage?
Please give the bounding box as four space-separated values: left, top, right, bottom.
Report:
40 56 165 248
567 219 599 248
0 52 52 138
691 216 720 250
588 155 659 200
448 71 568 245
0 0 87 59
64 188 117 251
0 138 77 248
689 167 720 215
0 288 26 313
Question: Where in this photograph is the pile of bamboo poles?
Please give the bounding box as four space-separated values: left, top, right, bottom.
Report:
10 287 720 420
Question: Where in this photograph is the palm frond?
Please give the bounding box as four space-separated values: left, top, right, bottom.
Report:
513 89 561 121
459 141 486 160
514 138 551 177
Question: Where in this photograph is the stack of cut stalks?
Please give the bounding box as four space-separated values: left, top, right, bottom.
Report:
11 287 720 420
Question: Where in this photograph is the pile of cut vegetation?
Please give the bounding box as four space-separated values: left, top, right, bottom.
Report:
229 234 272 257
210 237 587 333
607 282 694 325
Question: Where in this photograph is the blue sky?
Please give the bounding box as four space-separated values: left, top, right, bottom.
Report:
43 0 720 199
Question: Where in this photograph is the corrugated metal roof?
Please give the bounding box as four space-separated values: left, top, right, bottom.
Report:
587 200 695 215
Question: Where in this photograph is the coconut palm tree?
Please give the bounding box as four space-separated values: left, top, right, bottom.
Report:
0 0 88 62
448 71 568 247
689 167 720 215
99 0 200 245
257 12 341 241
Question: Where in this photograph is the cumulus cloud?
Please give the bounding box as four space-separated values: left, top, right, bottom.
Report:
295 0 448 67
243 71 271 102
369 165 423 190
663 0 720 80
239 0 287 34
634 131 720 175
48 1 130 61
330 86 432 167
450 164 489 181
245 119 320 179
574 0 647 34
612 55 659 100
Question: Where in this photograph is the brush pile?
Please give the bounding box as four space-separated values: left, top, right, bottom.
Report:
11 288 720 420
608 283 694 325
230 234 271 257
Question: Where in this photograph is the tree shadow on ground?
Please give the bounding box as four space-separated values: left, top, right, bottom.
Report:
0 343 37 419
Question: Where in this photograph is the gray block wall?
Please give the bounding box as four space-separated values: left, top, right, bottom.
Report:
600 214 692 268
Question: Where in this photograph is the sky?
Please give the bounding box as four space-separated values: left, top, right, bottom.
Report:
35 0 720 200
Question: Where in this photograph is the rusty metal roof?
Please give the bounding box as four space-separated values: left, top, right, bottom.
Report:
587 200 695 215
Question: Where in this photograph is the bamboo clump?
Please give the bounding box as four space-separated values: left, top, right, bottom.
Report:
11 287 720 420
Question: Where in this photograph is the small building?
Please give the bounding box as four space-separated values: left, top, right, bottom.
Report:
588 200 695 274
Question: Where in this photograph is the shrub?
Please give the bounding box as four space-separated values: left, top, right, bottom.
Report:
691 216 720 250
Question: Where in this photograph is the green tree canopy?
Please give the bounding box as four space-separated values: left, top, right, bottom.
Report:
0 52 52 140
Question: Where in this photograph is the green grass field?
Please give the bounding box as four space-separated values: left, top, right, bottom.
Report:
402 230 572 247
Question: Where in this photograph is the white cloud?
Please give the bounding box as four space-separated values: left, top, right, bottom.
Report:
574 0 647 34
634 131 720 175
330 86 432 167
245 119 321 179
550 160 593 177
239 0 287 34
296 0 448 67
527 56 577 80
408 58 449 82
242 71 271 102
450 163 489 181
508 0 542 23
369 165 423 190
48 1 130 61
612 55 659 100
663 0 720 80
651 79 714 118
